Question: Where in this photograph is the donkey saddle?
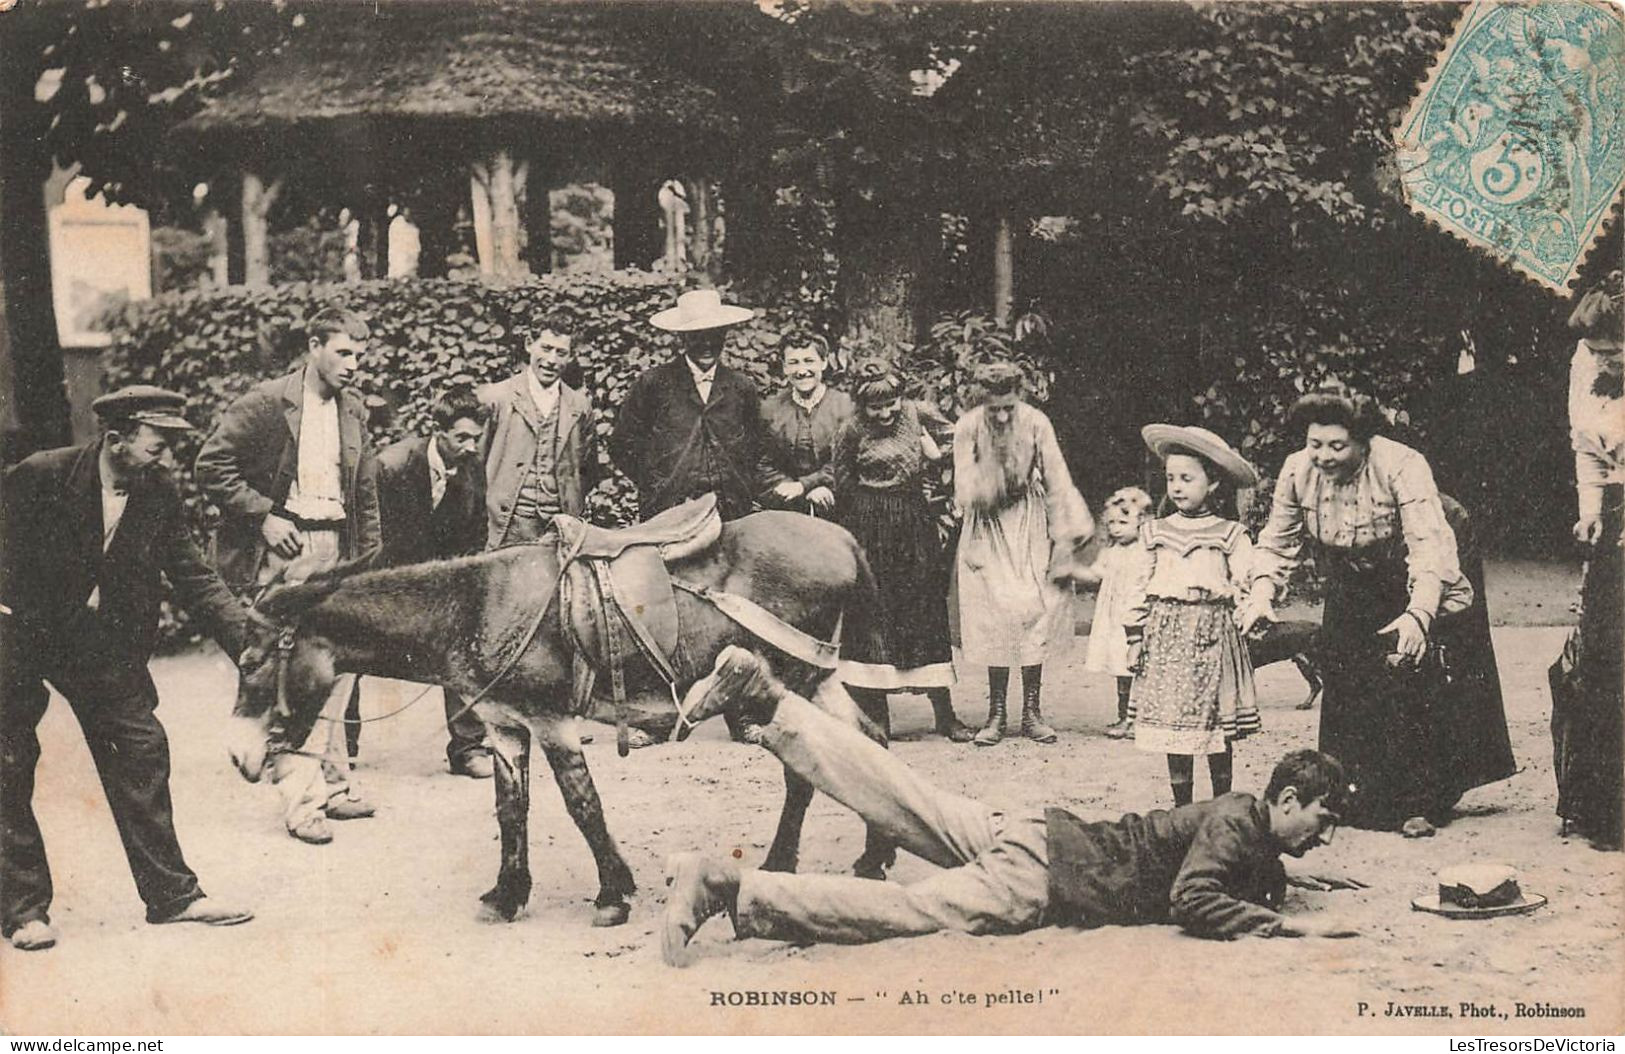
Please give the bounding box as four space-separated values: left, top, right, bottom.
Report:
552 494 723 753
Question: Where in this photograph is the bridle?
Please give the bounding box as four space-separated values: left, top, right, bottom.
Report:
239 533 587 754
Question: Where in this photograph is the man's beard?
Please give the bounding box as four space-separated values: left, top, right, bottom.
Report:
1593 370 1624 399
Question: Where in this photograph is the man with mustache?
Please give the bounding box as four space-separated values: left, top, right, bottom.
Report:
3 387 256 950
341 387 494 779
611 290 764 521
660 649 1362 965
195 306 382 845
953 361 1094 746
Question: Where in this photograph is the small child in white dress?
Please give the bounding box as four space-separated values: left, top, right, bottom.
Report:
1083 486 1154 739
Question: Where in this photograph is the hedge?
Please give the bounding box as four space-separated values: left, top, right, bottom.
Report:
105 271 1049 645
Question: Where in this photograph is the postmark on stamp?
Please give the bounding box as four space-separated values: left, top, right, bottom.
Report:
1395 1 1624 293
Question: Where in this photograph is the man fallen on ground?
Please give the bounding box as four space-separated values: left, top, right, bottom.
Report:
662 648 1364 965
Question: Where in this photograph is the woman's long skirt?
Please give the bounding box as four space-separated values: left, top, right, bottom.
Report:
1549 485 1623 847
839 487 956 689
1317 510 1515 830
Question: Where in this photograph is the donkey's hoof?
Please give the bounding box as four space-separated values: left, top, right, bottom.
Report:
477 889 527 923
759 853 797 875
592 901 631 928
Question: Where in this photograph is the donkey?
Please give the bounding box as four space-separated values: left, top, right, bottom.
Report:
227 510 896 927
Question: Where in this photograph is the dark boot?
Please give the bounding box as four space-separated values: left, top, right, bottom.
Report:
974 667 1009 747
1168 754 1195 807
1208 748 1234 798
928 688 975 743
1018 664 1056 743
1104 676 1134 739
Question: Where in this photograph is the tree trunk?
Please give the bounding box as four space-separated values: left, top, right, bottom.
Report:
612 162 661 271
241 169 282 289
0 77 70 457
992 212 1015 324
356 198 390 280
686 176 720 283
838 198 935 352
470 149 528 278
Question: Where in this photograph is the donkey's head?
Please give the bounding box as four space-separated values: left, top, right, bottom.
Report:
227 577 345 783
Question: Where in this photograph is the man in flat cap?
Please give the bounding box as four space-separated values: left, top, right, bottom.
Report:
1 387 256 951
611 290 764 521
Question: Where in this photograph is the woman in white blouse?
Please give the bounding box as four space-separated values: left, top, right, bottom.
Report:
1549 273 1622 851
1240 385 1514 836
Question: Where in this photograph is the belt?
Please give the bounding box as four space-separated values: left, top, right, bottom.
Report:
273 507 346 532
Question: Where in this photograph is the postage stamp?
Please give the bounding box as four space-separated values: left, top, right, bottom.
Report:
1394 0 1624 292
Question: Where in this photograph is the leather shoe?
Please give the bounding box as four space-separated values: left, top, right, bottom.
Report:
151 897 254 927
290 816 334 844
326 796 376 820
9 919 57 951
450 754 494 779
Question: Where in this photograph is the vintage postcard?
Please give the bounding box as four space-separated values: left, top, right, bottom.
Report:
0 0 1621 1038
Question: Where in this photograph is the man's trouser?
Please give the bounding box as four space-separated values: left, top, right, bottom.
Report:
259 530 360 830
734 690 1051 944
2 632 205 934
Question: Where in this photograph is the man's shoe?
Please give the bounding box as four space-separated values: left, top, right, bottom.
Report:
661 852 741 968
289 816 334 844
9 919 57 951
326 796 376 821
691 646 789 728
151 897 254 927
450 754 494 779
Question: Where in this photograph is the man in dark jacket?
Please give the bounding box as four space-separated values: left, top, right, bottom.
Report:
194 306 382 844
661 649 1362 965
354 387 491 777
610 290 763 521
2 387 256 951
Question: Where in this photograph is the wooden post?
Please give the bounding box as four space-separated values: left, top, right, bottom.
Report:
992 212 1014 325
240 169 283 289
470 149 528 278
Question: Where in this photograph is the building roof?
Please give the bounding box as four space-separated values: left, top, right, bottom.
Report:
174 2 736 139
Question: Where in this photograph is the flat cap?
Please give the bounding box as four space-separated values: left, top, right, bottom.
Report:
91 385 193 431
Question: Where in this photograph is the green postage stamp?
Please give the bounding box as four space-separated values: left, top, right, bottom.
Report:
1395 0 1624 292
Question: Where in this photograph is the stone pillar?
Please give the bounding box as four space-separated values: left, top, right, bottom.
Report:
240 169 283 289
992 212 1014 325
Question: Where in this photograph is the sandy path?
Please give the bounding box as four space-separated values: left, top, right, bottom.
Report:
1 616 1619 1035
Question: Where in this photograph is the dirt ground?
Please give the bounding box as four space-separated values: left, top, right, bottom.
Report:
2 560 1620 1036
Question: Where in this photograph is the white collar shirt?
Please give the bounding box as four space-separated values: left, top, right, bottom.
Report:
687 357 718 404
286 376 346 521
526 368 561 420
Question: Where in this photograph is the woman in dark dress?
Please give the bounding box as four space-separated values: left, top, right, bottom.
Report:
1241 387 1515 836
834 365 974 742
1549 274 1623 851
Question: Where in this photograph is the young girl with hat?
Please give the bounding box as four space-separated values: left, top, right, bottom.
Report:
1125 425 1262 806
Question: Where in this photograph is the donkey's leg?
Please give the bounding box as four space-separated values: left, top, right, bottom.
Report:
762 768 813 874
810 677 899 880
536 719 637 928
478 722 533 923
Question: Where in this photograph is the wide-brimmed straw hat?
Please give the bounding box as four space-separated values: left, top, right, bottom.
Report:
1411 864 1547 919
1142 424 1259 488
650 290 755 332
